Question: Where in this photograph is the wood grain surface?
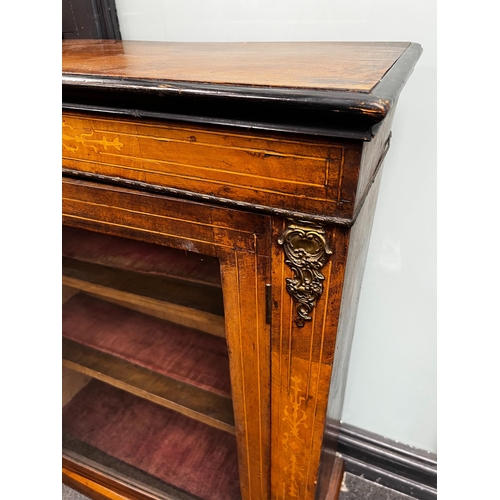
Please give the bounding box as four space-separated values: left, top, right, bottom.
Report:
62 41 409 92
62 112 362 219
219 248 271 500
270 219 349 500
62 178 272 258
63 466 132 500
63 456 181 500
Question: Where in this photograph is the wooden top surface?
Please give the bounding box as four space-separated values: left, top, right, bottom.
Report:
62 40 410 93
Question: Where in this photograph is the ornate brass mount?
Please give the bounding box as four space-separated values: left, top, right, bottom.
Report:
278 219 332 327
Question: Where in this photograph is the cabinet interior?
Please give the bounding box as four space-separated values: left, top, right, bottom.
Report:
62 226 241 500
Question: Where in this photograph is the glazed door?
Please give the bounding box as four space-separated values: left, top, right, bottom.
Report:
62 177 271 500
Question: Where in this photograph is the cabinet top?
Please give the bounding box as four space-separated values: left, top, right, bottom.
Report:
62 40 422 140
63 41 410 92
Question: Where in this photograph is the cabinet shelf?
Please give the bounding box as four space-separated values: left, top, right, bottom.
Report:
63 380 241 500
63 257 225 337
63 293 234 433
63 338 235 434
63 226 223 288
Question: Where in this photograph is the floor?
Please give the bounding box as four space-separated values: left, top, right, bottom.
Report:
62 485 89 500
339 473 415 500
63 472 415 500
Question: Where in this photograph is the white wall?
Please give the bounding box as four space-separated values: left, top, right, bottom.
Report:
115 0 437 453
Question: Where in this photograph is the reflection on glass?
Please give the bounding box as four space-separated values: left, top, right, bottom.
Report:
62 226 241 500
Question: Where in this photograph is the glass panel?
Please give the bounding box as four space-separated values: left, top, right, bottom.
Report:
62 226 241 500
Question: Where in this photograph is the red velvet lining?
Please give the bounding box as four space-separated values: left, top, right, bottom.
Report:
62 226 222 286
63 294 232 397
63 380 241 500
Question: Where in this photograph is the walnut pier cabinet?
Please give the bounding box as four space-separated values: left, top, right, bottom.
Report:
62 41 421 500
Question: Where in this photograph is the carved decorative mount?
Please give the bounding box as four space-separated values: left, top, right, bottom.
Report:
278 219 332 327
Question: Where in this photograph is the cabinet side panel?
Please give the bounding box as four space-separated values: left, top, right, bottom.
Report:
316 164 385 498
270 219 349 500
325 167 385 424
354 108 395 215
220 249 271 500
327 119 392 425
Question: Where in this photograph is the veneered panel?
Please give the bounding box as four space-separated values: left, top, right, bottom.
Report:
63 113 360 219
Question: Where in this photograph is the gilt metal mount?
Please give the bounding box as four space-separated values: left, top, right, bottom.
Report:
278 219 332 327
